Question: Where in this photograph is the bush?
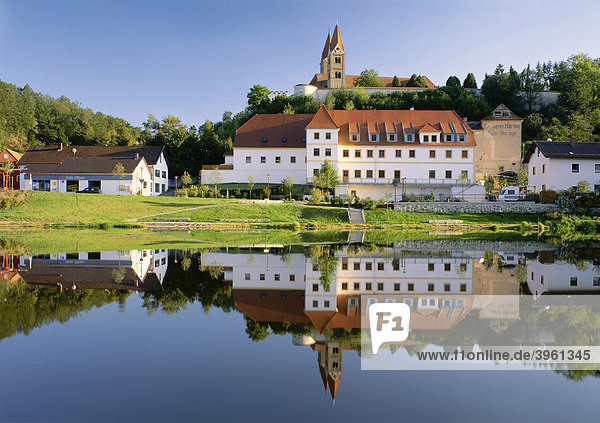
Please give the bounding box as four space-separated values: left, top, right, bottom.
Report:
540 190 556 204
525 192 540 203
308 188 322 205
0 190 29 209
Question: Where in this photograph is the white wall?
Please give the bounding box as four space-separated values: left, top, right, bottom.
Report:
149 151 169 195
529 146 600 191
306 127 340 182
227 148 307 184
527 259 600 299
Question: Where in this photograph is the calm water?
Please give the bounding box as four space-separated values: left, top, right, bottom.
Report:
1 243 600 422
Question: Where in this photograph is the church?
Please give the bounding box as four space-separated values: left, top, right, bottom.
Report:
293 22 437 100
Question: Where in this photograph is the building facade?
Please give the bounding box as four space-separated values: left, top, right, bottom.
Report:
18 145 168 196
217 106 483 200
0 149 22 190
524 140 600 192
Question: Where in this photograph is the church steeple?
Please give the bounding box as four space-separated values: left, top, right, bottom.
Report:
330 22 344 53
320 31 331 74
326 21 345 88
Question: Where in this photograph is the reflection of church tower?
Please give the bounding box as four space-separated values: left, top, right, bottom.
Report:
319 22 345 89
316 341 343 405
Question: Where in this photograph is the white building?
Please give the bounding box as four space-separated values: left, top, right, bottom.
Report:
214 106 483 201
18 145 169 196
524 140 600 192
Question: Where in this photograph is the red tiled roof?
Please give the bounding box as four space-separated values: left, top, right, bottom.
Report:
234 114 314 149
306 105 339 129
308 74 437 89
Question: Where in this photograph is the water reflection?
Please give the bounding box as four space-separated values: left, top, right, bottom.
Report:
3 243 600 401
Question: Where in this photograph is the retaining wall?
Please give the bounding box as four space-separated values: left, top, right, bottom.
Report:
393 201 557 214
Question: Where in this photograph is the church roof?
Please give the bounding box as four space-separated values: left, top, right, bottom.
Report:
330 23 344 52
321 32 331 60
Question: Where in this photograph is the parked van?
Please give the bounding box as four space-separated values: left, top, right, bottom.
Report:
498 186 527 202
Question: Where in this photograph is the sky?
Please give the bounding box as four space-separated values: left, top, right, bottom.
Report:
1 0 599 128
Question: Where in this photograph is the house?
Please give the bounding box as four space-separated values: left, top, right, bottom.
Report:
293 23 436 101
0 148 22 190
467 104 523 179
18 145 168 196
524 139 600 192
214 105 483 201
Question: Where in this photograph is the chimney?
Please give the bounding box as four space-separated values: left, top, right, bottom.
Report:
570 136 576 147
463 117 468 122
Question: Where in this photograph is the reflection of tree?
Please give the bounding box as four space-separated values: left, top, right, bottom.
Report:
308 245 340 290
112 267 125 284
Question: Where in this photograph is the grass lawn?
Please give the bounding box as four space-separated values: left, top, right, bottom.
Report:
216 182 308 197
0 191 236 226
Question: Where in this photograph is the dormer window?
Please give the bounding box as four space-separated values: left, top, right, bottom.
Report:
388 134 395 142
446 134 452 142
282 137 287 143
423 135 429 142
370 134 378 142
406 134 413 142
262 137 267 143
351 133 358 142
314 132 320 140
459 135 465 142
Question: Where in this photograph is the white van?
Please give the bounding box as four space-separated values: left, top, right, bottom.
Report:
498 186 526 202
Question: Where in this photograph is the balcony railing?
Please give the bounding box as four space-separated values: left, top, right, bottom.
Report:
322 177 472 186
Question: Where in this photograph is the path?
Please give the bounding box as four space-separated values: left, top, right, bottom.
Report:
125 203 224 222
347 208 365 224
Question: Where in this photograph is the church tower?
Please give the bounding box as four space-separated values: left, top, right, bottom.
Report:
326 22 345 89
320 31 331 74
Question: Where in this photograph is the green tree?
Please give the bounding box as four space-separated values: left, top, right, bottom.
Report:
520 64 544 112
314 160 341 197
516 168 528 186
281 176 294 200
354 69 384 87
112 162 125 195
445 76 461 87
391 76 401 87
247 84 271 111
247 174 255 199
406 74 428 88
463 72 478 89
181 171 192 187
481 65 522 111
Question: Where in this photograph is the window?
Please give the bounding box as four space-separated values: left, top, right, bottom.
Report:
313 169 319 176
354 282 360 290
394 283 400 291
314 132 320 140
259 156 265 164
395 149 401 158
389 134 395 141
446 134 452 142
570 277 578 287
596 164 600 173
302 137 306 143
275 156 281 163
409 150 416 158
366 170 373 178
366 282 372 290
155 183 160 192
365 262 372 271
351 134 358 142
429 150 436 158
594 277 600 287
342 259 348 270
262 137 267 143
355 150 361 158
428 263 435 271
343 169 349 178
379 150 385 158
324 300 330 308
354 170 361 178
88 252 101 260
431 135 437 142
325 132 331 140
460 284 467 292
408 283 414 291
429 170 436 179
446 150 452 158
245 156 251 163
260 274 265 280
313 148 320 156
342 282 348 290
312 300 318 307
428 283 435 292
371 134 377 142
542 164 546 173
155 169 160 177
423 135 429 142
162 184 165 192
325 148 331 157
572 163 580 173
461 150 468 158
282 137 287 143
377 282 384 291
444 283 451 292
335 57 341 63
394 170 401 179
406 134 413 142
532 167 536 176
290 274 295 281
494 111 502 117
460 263 467 272
274 274 280 281
343 149 349 158
377 262 384 271
459 135 465 142
445 170 452 179
367 150 373 158
378 170 385 178
290 156 296 163
312 283 319 292
162 171 166 178
354 262 360 270
444 263 451 272
335 71 342 78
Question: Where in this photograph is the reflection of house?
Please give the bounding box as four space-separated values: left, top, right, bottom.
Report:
527 257 600 299
18 249 169 291
18 145 168 196
0 148 22 190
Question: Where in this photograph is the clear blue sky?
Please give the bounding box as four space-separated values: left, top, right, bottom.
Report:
1 0 598 127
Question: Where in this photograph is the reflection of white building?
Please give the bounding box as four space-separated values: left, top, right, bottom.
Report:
527 257 600 299
18 249 169 290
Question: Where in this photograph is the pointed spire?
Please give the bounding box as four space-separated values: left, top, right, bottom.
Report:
321 31 331 60
330 22 344 52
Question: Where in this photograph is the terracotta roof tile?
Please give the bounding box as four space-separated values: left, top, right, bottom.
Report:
234 114 314 148
305 105 339 129
330 23 344 52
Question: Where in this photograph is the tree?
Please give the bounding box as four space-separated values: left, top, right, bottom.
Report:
354 69 384 87
181 171 192 187
520 64 544 112
247 84 271 111
481 65 522 111
463 73 478 89
391 76 401 87
314 160 341 197
516 169 528 186
446 76 461 87
282 103 294 114
247 174 255 199
282 176 294 200
203 169 223 198
406 74 428 88
112 162 125 195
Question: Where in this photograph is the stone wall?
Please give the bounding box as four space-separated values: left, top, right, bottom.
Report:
393 201 556 214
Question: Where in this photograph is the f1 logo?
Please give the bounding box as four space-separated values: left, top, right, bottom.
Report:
369 302 411 354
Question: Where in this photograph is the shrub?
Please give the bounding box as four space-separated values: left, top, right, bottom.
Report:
308 188 322 205
0 190 29 209
540 190 556 204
